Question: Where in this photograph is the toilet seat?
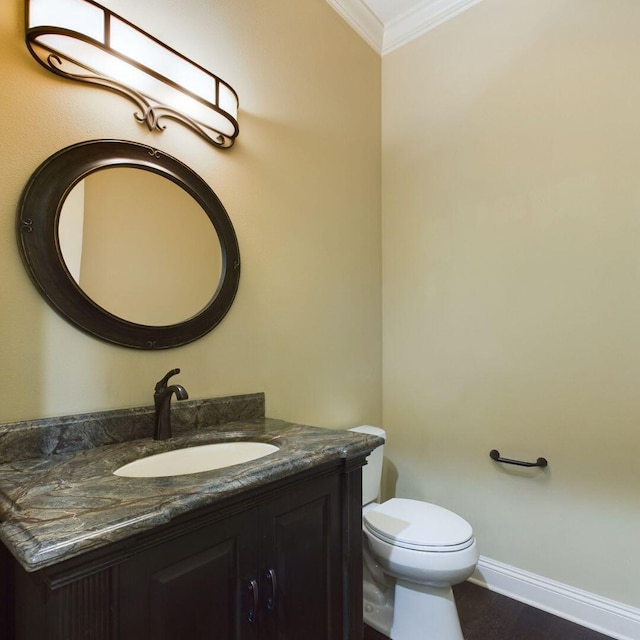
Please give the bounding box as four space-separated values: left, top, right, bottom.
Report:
364 498 474 552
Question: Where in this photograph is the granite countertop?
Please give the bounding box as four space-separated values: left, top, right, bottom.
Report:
0 398 381 573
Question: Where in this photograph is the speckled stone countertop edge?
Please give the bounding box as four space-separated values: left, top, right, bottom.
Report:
0 405 382 573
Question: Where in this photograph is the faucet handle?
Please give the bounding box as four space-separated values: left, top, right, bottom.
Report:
155 368 181 393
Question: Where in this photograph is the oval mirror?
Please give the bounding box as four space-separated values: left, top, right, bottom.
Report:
58 167 222 327
17 140 240 349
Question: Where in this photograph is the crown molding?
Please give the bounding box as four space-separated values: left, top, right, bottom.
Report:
325 0 384 54
326 0 483 56
383 0 484 54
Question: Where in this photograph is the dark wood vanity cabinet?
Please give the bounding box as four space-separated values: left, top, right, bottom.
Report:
118 472 343 640
258 474 345 640
118 508 258 639
4 461 364 640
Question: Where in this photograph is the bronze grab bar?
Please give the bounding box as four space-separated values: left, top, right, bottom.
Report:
490 449 548 468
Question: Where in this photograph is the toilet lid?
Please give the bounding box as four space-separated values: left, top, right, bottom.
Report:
364 498 474 552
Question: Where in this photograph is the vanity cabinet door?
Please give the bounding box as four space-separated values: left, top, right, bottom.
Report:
118 509 259 640
258 472 343 640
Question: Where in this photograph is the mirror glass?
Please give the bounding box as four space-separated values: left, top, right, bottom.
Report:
58 168 222 326
18 140 240 349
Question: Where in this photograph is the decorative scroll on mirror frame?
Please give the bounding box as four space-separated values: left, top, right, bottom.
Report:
17 140 241 349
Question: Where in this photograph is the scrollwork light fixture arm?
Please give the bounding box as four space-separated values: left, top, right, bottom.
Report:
25 0 239 149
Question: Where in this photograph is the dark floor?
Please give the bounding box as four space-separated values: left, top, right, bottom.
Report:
363 581 614 640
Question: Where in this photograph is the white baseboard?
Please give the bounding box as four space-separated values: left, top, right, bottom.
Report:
470 556 640 640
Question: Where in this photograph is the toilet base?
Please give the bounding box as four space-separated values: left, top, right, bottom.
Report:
391 580 464 640
362 554 395 636
364 576 465 640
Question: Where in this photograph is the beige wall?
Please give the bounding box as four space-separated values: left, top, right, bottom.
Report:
0 0 381 428
382 0 640 606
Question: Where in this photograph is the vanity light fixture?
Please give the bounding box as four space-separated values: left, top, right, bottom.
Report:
25 0 239 148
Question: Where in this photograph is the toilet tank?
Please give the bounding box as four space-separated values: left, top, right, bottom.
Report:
349 426 386 506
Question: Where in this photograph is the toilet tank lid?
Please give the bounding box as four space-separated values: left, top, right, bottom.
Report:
349 425 386 439
364 498 473 551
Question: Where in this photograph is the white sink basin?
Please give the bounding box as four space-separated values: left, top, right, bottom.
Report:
113 442 279 478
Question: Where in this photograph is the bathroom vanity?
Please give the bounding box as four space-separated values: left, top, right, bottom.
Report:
0 393 382 640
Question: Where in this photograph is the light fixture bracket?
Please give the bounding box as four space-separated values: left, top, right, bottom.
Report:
25 0 239 149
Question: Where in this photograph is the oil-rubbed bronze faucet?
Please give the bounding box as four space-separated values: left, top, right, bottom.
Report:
153 368 188 440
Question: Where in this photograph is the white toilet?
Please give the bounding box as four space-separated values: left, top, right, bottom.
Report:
350 426 478 640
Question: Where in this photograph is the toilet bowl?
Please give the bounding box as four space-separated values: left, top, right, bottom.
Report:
350 426 478 640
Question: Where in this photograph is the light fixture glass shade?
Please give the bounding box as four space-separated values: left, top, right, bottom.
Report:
26 0 239 148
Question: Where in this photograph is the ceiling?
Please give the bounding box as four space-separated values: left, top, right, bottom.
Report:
326 0 484 55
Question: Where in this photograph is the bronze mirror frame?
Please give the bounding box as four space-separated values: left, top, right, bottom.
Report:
17 140 240 349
